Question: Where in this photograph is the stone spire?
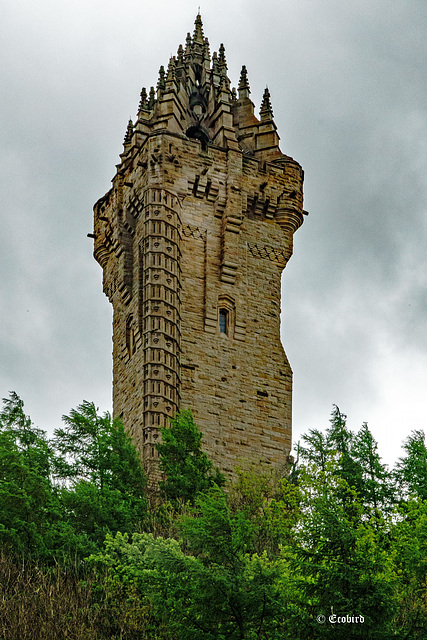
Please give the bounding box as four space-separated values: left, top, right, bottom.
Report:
203 36 211 68
157 65 166 94
148 86 155 109
165 57 176 86
212 51 219 74
123 118 133 151
193 12 204 45
238 65 251 99
260 87 274 120
177 43 184 65
185 32 192 58
218 44 230 91
138 87 148 112
218 43 227 71
118 15 286 162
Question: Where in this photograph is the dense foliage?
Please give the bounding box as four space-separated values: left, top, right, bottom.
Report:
1 396 427 639
0 393 147 562
157 409 225 507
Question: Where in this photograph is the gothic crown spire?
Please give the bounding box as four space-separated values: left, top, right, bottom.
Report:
121 14 281 158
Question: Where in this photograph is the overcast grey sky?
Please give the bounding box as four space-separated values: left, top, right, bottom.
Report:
1 0 426 465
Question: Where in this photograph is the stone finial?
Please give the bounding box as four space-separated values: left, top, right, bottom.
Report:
138 87 148 112
218 43 227 70
185 32 192 56
212 51 219 74
177 43 184 65
123 118 133 149
260 87 274 120
148 86 156 109
203 36 211 64
166 57 176 84
157 65 166 93
218 44 230 92
193 12 204 45
238 65 251 99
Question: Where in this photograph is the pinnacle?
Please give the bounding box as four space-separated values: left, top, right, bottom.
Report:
212 51 219 74
203 36 210 63
157 65 166 92
138 87 148 112
176 44 184 65
123 118 133 147
218 43 227 70
238 65 250 90
148 86 155 109
238 65 251 99
185 32 192 56
260 87 274 120
193 12 204 45
166 57 176 84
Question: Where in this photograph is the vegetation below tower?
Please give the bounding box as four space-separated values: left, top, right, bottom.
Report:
1 393 426 639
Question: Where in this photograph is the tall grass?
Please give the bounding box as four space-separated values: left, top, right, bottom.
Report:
0 550 151 640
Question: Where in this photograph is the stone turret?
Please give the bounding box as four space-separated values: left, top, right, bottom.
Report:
93 14 306 480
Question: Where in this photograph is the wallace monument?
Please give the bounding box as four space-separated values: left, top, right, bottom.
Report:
92 14 305 479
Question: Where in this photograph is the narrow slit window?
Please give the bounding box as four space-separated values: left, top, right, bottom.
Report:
219 309 228 334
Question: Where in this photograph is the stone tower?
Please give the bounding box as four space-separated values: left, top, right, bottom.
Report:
92 14 305 478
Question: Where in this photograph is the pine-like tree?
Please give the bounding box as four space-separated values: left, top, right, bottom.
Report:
156 410 225 507
53 401 148 550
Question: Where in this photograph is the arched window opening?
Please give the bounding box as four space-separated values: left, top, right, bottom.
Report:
217 295 235 338
219 309 228 334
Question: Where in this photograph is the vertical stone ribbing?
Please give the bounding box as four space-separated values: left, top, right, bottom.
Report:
140 187 181 475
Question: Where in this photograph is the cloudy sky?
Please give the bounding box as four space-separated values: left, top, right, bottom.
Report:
1 0 426 466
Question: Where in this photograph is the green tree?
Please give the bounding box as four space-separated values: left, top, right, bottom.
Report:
325 406 365 495
53 401 148 551
390 498 427 637
297 428 329 473
390 430 427 635
229 465 301 556
394 430 427 501
156 410 225 508
92 487 293 640
297 407 394 518
0 393 73 560
351 422 395 516
290 461 397 639
298 407 359 492
0 394 52 554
